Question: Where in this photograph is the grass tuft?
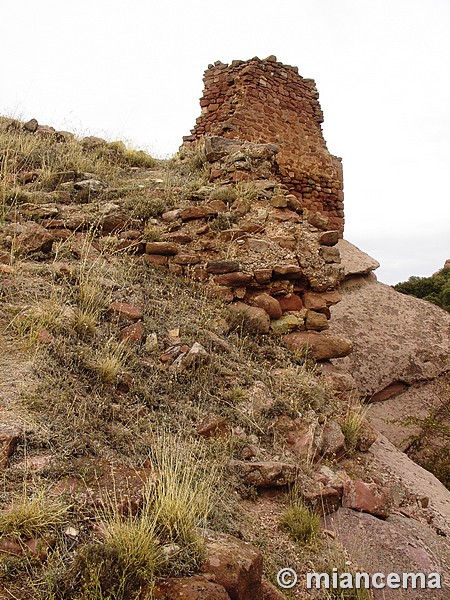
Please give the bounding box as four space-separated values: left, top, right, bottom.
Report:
0 490 68 542
90 340 128 385
279 499 321 545
341 407 366 452
145 433 219 572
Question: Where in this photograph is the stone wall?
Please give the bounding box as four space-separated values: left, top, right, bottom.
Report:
139 138 350 356
183 56 344 234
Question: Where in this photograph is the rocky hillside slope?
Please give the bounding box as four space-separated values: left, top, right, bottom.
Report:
0 115 449 600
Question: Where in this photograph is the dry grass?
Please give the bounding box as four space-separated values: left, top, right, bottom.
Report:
279 492 321 545
0 117 155 224
145 432 220 573
0 490 68 541
71 254 112 337
209 185 237 204
0 119 352 599
90 340 128 385
315 543 374 600
63 515 160 599
341 406 367 453
36 432 220 599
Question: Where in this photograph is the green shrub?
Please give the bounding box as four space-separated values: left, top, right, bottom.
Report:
393 267 450 312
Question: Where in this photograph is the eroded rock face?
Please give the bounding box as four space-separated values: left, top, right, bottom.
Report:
324 508 450 600
370 435 450 536
329 244 450 398
336 239 380 279
367 377 448 451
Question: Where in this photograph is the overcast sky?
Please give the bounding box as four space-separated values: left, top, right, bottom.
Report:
1 0 449 284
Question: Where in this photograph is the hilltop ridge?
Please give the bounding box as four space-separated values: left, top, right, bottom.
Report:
0 58 449 600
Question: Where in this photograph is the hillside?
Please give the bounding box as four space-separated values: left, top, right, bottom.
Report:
1 58 449 600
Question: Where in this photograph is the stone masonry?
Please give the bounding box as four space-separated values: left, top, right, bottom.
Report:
183 56 344 234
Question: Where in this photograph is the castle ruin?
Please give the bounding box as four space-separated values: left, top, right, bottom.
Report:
184 55 344 234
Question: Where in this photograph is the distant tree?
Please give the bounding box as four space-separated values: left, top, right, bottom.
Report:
393 268 450 312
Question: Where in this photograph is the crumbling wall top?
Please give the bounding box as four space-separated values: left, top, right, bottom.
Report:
184 56 344 234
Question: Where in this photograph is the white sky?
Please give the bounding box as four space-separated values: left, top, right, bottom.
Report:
1 0 449 284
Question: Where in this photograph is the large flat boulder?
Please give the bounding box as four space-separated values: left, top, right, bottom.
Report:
324 508 450 600
367 377 448 451
370 435 450 535
336 239 380 278
329 271 450 398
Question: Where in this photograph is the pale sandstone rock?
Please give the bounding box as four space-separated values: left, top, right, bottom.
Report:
336 239 380 278
325 508 450 600
329 271 450 397
283 331 353 360
369 434 450 535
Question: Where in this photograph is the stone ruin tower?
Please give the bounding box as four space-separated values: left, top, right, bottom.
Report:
183 55 344 234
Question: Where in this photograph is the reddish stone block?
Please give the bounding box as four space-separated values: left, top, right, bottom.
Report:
215 272 253 286
252 293 282 319
144 254 168 266
145 242 178 255
108 302 143 323
180 206 218 221
278 294 303 312
0 426 22 469
119 321 144 345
